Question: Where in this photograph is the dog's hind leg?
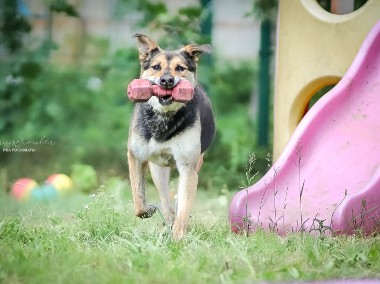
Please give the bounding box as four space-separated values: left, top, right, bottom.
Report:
149 162 175 225
128 151 157 218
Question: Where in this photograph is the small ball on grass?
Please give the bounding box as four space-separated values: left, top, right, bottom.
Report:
10 178 38 201
45 174 73 195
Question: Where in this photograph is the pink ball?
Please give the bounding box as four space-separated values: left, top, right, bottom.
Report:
11 178 38 201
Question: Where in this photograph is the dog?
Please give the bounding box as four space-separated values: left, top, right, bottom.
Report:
127 34 215 240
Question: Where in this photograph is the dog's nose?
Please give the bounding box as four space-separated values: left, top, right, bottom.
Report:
160 74 175 89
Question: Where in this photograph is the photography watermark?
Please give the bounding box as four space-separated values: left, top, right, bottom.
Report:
1 137 56 153
3 148 36 153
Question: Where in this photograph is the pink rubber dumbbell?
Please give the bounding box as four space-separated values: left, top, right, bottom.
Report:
127 79 152 102
127 79 194 103
172 80 194 103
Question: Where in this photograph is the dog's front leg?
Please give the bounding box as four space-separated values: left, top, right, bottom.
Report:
127 151 157 218
172 166 198 240
149 163 175 225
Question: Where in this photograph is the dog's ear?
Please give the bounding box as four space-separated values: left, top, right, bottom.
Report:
133 34 160 62
182 44 213 62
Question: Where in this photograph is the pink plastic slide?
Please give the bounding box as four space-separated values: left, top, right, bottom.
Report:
230 21 380 235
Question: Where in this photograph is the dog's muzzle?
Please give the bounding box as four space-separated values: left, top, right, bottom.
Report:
160 73 175 89
158 94 174 106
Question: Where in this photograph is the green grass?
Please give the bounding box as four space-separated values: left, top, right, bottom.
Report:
1 179 380 284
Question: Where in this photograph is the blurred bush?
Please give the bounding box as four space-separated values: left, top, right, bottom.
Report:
0 46 139 181
0 0 272 192
198 62 268 189
71 164 98 194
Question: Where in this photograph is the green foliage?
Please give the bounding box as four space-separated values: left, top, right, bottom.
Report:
120 0 210 47
199 62 271 189
247 0 278 21
0 0 81 135
308 84 335 110
201 63 255 113
50 0 80 17
317 0 332 11
0 0 31 53
0 0 272 192
71 164 98 194
76 188 125 240
153 5 209 47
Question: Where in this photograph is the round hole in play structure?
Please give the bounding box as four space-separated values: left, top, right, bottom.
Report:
305 84 336 114
316 0 368 14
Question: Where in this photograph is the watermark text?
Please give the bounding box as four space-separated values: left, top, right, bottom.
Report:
0 137 55 153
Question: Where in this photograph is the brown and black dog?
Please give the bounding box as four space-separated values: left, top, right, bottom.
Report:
127 34 215 240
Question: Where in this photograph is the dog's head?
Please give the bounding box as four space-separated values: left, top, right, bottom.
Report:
133 34 212 112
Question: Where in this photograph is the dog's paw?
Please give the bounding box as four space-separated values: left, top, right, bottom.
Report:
172 222 186 241
163 210 175 226
136 205 157 218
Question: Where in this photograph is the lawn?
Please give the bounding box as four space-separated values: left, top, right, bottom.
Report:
1 178 380 284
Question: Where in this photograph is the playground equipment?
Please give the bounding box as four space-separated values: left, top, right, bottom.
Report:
127 79 194 103
230 20 380 235
273 0 380 160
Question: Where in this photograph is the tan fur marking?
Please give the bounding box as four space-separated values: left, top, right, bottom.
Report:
142 52 196 86
128 151 156 218
196 153 204 173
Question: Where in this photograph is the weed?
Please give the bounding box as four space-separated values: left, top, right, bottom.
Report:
295 143 307 233
76 185 126 242
309 216 333 237
257 181 268 230
242 153 259 188
243 190 253 237
330 189 348 233
239 153 259 236
268 166 282 233
342 199 380 235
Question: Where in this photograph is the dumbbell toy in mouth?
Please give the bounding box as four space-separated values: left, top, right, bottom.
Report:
127 79 194 103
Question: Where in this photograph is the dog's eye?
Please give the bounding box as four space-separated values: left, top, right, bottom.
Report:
175 65 186 72
151 64 161 71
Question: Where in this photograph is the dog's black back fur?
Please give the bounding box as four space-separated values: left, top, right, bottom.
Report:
133 85 215 153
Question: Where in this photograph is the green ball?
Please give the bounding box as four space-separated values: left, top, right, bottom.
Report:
30 185 58 201
31 187 45 201
41 184 58 200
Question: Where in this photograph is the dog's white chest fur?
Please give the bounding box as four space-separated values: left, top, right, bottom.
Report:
130 117 201 169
